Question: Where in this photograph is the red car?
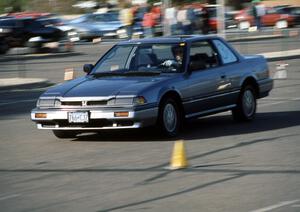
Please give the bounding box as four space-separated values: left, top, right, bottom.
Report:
235 7 294 29
7 11 52 19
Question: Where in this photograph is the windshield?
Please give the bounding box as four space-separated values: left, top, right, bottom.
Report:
70 15 88 24
94 13 119 22
92 43 186 74
0 19 17 27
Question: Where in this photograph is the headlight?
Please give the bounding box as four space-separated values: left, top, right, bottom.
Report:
107 96 147 106
68 31 78 36
0 28 11 33
37 98 61 108
117 29 127 34
107 98 133 105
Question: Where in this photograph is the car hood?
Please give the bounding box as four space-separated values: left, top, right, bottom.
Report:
42 75 171 98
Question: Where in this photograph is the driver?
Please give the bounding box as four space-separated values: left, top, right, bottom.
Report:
161 45 184 68
173 46 184 64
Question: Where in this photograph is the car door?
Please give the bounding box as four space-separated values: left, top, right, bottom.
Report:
211 39 241 107
181 40 223 117
261 8 278 26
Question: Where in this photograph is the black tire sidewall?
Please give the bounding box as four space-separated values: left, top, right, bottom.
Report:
233 85 257 121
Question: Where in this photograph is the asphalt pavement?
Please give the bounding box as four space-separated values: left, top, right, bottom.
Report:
0 35 299 212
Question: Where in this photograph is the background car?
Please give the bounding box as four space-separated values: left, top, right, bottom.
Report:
67 12 127 41
7 11 52 19
37 17 79 42
0 17 64 54
235 7 294 29
276 6 300 25
206 6 238 32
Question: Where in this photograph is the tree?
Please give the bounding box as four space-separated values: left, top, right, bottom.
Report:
0 0 27 13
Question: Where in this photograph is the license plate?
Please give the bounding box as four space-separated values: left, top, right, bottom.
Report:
68 112 89 123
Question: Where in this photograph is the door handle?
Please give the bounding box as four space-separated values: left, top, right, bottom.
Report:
221 75 226 79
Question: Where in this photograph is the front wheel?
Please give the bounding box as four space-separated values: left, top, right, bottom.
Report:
232 85 257 121
158 98 181 137
239 21 250 30
275 20 288 29
52 130 78 139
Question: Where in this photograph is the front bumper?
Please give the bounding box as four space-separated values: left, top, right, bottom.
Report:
31 107 158 130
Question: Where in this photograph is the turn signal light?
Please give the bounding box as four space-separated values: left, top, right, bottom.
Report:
35 113 47 118
114 112 129 117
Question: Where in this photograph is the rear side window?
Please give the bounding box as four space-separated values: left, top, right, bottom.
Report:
189 41 219 71
212 39 238 64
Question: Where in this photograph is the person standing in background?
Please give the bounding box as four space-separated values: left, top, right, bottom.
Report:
142 7 156 38
176 5 187 34
151 2 162 36
165 5 178 35
186 6 196 34
252 0 265 30
119 3 134 38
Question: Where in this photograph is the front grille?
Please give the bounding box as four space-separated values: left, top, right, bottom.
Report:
61 101 82 106
87 101 107 106
61 100 108 107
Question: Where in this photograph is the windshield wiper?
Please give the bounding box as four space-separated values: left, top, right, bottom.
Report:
91 71 125 77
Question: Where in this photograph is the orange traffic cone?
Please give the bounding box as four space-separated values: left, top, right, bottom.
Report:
169 140 188 170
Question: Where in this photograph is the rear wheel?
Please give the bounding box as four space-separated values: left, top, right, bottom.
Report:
52 130 78 139
232 85 257 121
158 98 181 137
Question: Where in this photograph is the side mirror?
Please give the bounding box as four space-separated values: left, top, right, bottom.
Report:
83 64 94 74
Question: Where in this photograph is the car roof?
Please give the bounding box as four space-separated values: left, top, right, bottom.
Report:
118 35 220 45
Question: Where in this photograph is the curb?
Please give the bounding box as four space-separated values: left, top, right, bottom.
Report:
228 34 285 42
0 79 54 90
266 54 300 62
260 49 300 62
0 52 83 62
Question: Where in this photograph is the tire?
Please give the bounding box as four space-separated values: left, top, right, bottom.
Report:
232 85 257 121
52 130 78 139
0 42 9 54
238 21 250 30
275 20 288 29
158 98 181 137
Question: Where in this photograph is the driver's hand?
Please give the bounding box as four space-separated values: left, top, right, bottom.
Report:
162 60 175 67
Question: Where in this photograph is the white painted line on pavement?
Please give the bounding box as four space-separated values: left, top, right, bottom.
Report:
0 194 21 201
261 97 297 101
260 98 300 107
0 99 36 106
291 204 300 208
250 199 300 212
260 100 291 107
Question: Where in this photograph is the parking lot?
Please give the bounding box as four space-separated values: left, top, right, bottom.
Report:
0 34 300 211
